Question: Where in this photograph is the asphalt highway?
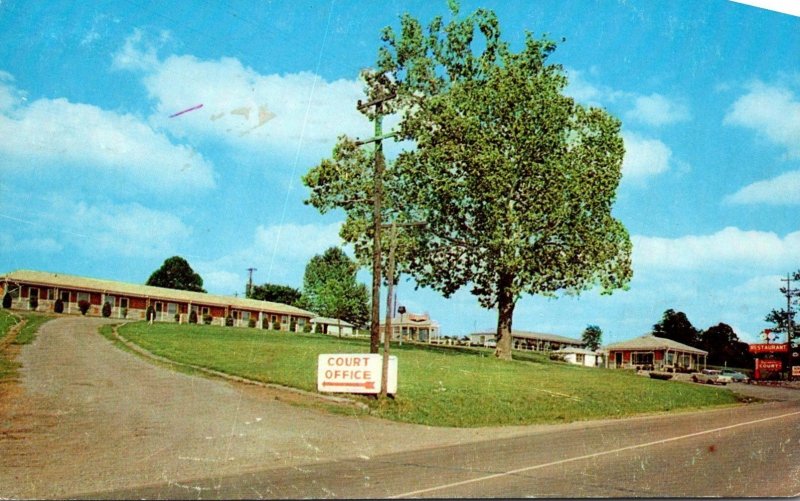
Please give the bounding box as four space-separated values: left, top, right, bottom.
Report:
91 397 800 499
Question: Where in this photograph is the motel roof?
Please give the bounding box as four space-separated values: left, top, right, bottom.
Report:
603 334 708 356
311 316 355 327
470 330 583 345
1 269 314 317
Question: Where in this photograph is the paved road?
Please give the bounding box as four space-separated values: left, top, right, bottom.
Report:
4 317 800 498
91 399 800 498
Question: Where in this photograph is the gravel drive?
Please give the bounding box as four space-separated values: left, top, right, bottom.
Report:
0 317 540 499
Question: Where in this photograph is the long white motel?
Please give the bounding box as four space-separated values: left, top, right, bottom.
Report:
0 269 315 330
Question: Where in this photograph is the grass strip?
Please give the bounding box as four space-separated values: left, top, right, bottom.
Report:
118 321 742 427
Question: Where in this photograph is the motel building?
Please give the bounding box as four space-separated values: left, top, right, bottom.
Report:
0 269 315 330
469 330 584 352
603 334 708 371
379 311 441 343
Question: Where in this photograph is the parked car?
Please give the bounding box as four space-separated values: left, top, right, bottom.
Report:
720 369 750 383
691 369 732 385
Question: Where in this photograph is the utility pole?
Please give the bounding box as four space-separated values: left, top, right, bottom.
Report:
782 273 794 380
246 267 257 298
380 220 426 398
355 91 396 355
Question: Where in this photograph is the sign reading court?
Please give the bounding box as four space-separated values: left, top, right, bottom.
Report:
317 354 397 394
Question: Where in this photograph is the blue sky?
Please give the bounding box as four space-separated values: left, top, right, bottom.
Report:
1 0 799 344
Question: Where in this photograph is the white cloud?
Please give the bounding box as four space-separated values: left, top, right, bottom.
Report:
724 82 800 157
726 169 800 205
621 131 672 181
114 31 372 156
564 68 624 108
625 93 690 126
0 79 215 193
198 221 345 294
633 227 800 271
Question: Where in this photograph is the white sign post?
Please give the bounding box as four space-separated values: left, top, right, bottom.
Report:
317 354 397 394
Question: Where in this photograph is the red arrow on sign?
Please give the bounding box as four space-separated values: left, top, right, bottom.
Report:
322 381 376 390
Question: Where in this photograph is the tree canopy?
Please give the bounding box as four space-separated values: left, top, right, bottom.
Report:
581 325 602 351
652 309 699 347
304 5 631 360
146 256 205 293
301 247 370 328
699 323 751 368
249 283 302 306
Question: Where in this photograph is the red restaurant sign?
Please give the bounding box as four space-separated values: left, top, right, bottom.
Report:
748 343 789 354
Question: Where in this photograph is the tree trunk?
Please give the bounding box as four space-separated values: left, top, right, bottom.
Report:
494 274 515 361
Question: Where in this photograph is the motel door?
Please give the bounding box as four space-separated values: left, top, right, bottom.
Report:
615 352 623 368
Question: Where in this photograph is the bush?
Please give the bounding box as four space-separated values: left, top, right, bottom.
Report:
272 321 280 331
54 298 64 314
189 310 198 324
225 315 234 327
303 323 312 333
262 317 269 329
78 300 91 316
29 296 39 311
202 313 212 325
314 323 323 334
248 318 256 328
101 301 112 317
174 313 180 322
2 293 11 309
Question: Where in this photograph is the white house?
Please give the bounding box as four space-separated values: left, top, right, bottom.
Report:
311 317 355 336
550 347 604 367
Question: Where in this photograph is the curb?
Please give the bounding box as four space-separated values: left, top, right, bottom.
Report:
108 324 370 412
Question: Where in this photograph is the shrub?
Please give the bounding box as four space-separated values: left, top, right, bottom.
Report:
314 323 323 334
78 300 91 316
303 323 312 333
174 313 180 323
2 293 11 309
189 310 198 324
29 296 39 311
101 301 112 317
202 313 212 325
225 315 234 327
248 318 256 328
262 317 269 329
54 298 64 314
272 321 280 331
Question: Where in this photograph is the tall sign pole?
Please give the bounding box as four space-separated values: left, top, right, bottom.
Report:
782 273 795 380
356 92 395 355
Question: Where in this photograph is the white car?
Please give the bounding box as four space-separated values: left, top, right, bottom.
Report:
691 369 732 385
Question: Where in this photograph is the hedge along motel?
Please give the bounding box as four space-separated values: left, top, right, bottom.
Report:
0 270 314 330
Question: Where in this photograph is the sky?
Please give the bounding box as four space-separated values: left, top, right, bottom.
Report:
1 0 799 345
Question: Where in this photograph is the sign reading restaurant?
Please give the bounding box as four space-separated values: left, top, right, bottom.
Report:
748 343 789 354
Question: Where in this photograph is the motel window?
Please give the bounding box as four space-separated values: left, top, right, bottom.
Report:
242 311 250 321
77 292 90 303
271 315 277 323
60 291 70 302
201 307 209 316
29 288 39 300
632 352 653 366
47 289 55 300
120 298 129 309
167 303 177 315
576 354 585 363
106 295 116 307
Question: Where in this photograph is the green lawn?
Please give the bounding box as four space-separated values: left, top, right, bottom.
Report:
118 322 741 427
0 310 52 381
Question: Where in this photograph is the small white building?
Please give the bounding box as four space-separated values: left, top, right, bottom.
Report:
311 317 355 336
550 347 604 367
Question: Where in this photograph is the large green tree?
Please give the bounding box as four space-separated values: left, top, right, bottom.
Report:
249 283 302 306
302 247 370 329
652 309 700 348
146 256 205 293
304 6 631 360
699 323 752 368
581 325 603 351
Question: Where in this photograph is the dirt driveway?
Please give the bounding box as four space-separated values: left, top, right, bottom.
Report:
0 317 544 499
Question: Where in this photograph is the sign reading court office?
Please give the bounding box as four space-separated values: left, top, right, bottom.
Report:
317 354 397 395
